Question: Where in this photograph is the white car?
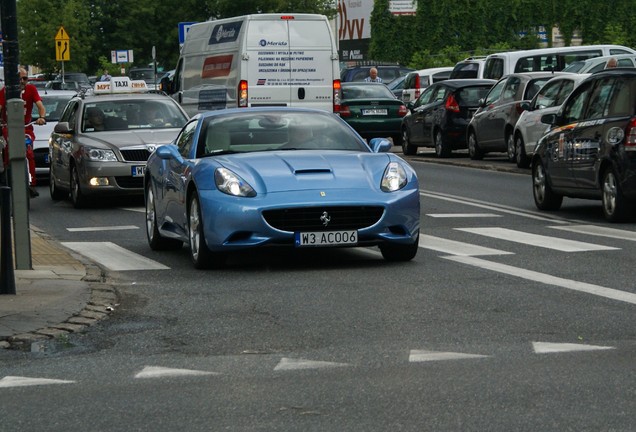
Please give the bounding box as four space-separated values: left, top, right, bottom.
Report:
31 89 78 181
561 54 636 74
401 67 454 103
512 73 589 168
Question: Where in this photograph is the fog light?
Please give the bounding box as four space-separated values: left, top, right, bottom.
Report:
89 177 110 186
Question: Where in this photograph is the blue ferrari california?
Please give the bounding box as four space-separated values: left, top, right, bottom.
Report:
144 108 420 269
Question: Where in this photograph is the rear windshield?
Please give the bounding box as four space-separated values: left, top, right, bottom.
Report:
450 63 480 79
456 85 492 106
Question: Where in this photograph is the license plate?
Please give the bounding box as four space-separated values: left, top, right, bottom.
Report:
131 165 145 177
362 109 387 116
295 230 358 247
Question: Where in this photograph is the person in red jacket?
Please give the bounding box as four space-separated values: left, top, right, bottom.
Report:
0 67 46 197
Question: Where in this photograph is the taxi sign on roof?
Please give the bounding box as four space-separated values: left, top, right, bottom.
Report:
94 76 148 94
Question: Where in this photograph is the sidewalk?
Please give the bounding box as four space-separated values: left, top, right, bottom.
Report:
0 226 117 350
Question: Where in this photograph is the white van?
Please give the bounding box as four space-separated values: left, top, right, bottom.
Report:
169 13 340 116
482 44 636 80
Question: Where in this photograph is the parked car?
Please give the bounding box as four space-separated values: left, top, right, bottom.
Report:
129 67 159 90
561 54 636 74
340 65 414 83
449 57 488 79
401 67 454 103
144 107 420 268
45 80 82 91
400 79 495 157
48 77 189 208
339 82 407 145
466 71 563 160
30 89 78 181
54 72 91 89
512 73 589 168
387 74 406 98
532 69 636 222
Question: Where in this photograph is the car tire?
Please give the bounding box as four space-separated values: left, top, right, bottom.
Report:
515 134 530 168
380 232 419 262
70 164 88 208
532 160 562 210
601 168 633 222
401 128 417 156
434 129 451 158
188 192 226 269
506 133 516 162
468 130 483 160
146 183 183 250
49 169 67 201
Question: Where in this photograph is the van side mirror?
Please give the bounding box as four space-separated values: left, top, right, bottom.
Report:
520 101 530 111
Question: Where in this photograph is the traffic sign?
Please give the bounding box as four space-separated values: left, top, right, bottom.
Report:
55 26 70 62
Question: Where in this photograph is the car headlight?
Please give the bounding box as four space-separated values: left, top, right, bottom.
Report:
381 161 407 192
83 147 117 162
215 167 256 197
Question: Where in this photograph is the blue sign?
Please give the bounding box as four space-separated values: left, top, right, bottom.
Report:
178 22 197 45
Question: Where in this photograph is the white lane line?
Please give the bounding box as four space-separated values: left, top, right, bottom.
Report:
550 224 636 241
426 213 501 218
457 227 618 252
61 242 169 271
135 366 218 379
409 350 489 362
67 225 139 232
421 190 574 223
420 234 512 256
274 358 351 371
445 255 636 305
120 207 145 213
532 342 615 354
0 376 75 388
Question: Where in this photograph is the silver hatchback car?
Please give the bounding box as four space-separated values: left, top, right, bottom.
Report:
49 77 189 208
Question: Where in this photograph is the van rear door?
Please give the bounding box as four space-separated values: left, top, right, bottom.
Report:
245 15 335 111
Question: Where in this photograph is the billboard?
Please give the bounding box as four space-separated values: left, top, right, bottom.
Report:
337 0 373 63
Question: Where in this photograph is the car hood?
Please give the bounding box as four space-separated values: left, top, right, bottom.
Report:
204 151 394 193
80 129 180 149
33 122 57 149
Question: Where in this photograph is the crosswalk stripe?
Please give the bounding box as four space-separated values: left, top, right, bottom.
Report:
61 242 169 271
550 224 636 241
419 234 512 256
456 227 618 252
67 225 139 232
426 213 501 218
445 255 636 305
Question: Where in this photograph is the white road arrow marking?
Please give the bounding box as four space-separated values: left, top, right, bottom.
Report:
533 342 615 354
409 350 489 362
274 357 350 371
135 366 218 379
0 376 75 388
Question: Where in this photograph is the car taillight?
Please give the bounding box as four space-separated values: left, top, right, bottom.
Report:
333 79 342 113
625 118 636 151
445 94 460 113
340 105 351 117
238 80 248 107
414 75 421 99
515 102 525 115
398 105 408 117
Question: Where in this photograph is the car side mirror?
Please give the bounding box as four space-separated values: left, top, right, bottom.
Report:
520 101 530 111
540 113 557 125
478 98 486 107
369 137 392 153
53 122 72 134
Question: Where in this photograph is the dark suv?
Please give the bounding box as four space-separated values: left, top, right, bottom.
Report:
532 68 636 222
340 65 414 84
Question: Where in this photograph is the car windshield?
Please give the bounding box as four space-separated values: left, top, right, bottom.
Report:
341 84 394 100
561 61 585 73
198 111 369 156
33 94 74 121
82 99 188 132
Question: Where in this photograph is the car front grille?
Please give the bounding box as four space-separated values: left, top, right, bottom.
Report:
121 149 151 162
262 206 384 232
115 177 144 189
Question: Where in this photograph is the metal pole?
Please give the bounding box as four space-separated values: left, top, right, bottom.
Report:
0 186 15 295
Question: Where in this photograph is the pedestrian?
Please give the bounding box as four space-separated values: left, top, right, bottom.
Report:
100 69 112 81
364 67 383 83
605 57 618 69
0 67 46 197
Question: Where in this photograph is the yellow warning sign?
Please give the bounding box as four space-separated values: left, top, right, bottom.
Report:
55 27 70 61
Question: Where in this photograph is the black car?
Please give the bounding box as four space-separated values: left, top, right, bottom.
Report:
467 71 562 161
400 79 495 157
532 68 636 222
